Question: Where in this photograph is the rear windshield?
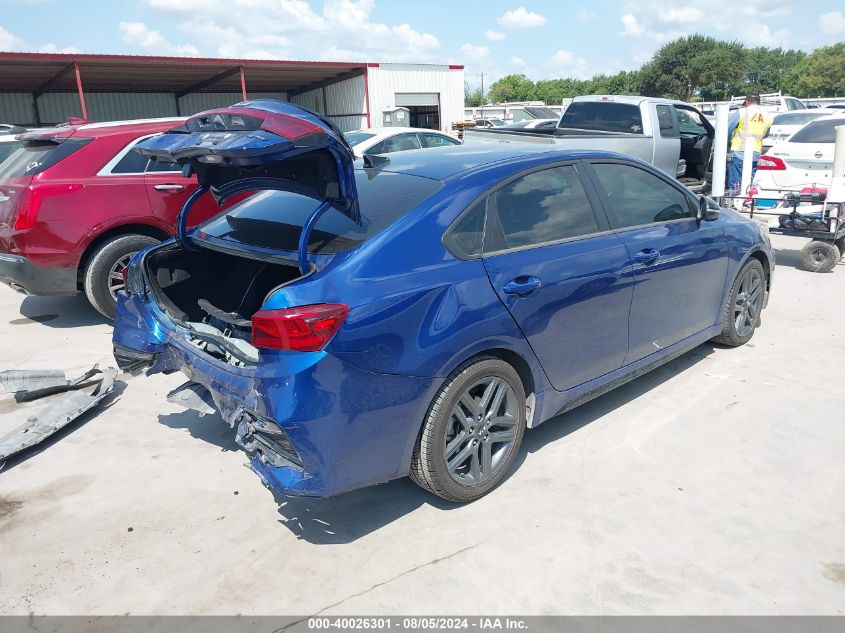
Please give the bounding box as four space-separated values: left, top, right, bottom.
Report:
789 118 845 144
0 139 90 179
772 112 825 126
0 140 23 165
344 131 376 147
559 102 644 134
196 170 443 254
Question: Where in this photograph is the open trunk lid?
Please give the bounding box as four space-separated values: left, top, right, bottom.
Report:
135 100 360 273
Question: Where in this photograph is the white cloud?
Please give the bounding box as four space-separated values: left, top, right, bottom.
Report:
138 0 439 63
820 11 845 35
497 6 547 28
620 13 646 37
658 7 704 24
550 49 589 78
743 24 791 46
485 30 506 41
511 56 526 66
577 9 598 21
460 42 490 62
37 43 81 54
0 24 26 51
119 21 199 55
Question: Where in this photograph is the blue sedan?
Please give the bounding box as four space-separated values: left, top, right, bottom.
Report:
113 101 773 502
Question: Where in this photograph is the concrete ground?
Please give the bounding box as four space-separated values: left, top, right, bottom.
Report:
0 233 843 615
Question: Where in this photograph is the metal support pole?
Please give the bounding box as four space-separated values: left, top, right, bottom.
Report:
740 135 754 197
827 125 845 207
711 103 729 198
239 65 247 101
73 61 88 121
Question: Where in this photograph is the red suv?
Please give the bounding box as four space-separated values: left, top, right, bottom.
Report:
0 118 220 317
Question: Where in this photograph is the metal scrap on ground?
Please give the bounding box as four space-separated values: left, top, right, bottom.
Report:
0 364 118 467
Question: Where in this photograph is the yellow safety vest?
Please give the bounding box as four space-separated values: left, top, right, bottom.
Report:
730 105 773 153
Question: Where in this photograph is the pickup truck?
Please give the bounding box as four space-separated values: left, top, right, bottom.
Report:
464 95 715 192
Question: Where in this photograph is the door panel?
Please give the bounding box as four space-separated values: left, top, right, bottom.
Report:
144 166 220 229
480 163 633 392
484 236 633 391
587 161 728 364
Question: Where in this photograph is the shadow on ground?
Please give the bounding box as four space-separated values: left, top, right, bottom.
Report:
264 344 716 544
14 294 109 328
157 409 240 452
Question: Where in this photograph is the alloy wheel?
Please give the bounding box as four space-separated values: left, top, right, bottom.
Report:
443 376 519 486
108 253 134 301
733 266 763 338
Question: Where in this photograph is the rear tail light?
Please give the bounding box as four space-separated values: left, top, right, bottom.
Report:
757 155 786 171
12 183 84 230
251 303 349 352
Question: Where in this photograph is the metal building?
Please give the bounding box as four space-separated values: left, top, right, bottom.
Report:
0 53 465 133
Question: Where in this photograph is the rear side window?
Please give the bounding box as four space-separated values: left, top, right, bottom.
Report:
197 170 443 254
490 165 599 250
110 148 149 174
383 133 422 153
422 133 460 147
559 102 644 134
146 159 181 173
790 118 843 143
0 139 90 179
591 163 693 228
449 200 486 257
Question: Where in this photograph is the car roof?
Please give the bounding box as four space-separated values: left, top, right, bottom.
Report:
368 143 636 181
18 117 185 141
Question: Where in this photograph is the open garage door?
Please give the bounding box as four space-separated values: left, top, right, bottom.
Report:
395 92 440 130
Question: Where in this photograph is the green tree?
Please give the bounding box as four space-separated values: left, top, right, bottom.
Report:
639 34 746 101
784 43 845 97
464 82 483 107
736 47 806 96
487 74 537 103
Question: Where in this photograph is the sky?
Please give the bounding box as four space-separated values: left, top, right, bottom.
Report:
1 0 844 88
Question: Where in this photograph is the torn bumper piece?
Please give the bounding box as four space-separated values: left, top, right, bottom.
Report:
0 365 117 463
165 380 303 470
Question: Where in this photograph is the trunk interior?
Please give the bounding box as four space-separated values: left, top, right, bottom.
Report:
145 245 301 331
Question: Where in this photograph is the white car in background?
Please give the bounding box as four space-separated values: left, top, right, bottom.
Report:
502 118 558 129
763 110 839 152
344 127 461 157
0 125 28 164
756 112 845 198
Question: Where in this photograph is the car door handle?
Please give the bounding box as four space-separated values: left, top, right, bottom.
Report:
153 183 184 191
502 277 542 297
633 248 660 265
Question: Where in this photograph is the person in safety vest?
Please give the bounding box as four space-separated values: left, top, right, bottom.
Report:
726 94 773 195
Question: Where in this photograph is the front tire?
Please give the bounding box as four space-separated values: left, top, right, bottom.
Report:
410 357 526 503
84 234 159 319
712 259 766 347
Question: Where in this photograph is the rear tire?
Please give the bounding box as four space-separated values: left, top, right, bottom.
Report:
835 237 845 259
712 259 766 347
410 357 526 503
84 234 159 319
800 240 839 273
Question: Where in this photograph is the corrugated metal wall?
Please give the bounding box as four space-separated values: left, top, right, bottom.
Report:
0 93 34 125
367 64 464 132
1 91 289 126
289 75 367 133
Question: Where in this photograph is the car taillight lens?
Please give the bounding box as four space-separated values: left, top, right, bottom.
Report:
251 303 349 352
13 183 84 230
757 155 786 171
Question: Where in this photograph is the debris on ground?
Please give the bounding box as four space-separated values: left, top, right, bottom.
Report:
0 364 118 467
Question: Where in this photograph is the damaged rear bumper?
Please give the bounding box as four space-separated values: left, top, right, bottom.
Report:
113 293 439 498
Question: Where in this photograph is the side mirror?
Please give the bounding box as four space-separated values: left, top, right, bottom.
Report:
698 196 720 221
